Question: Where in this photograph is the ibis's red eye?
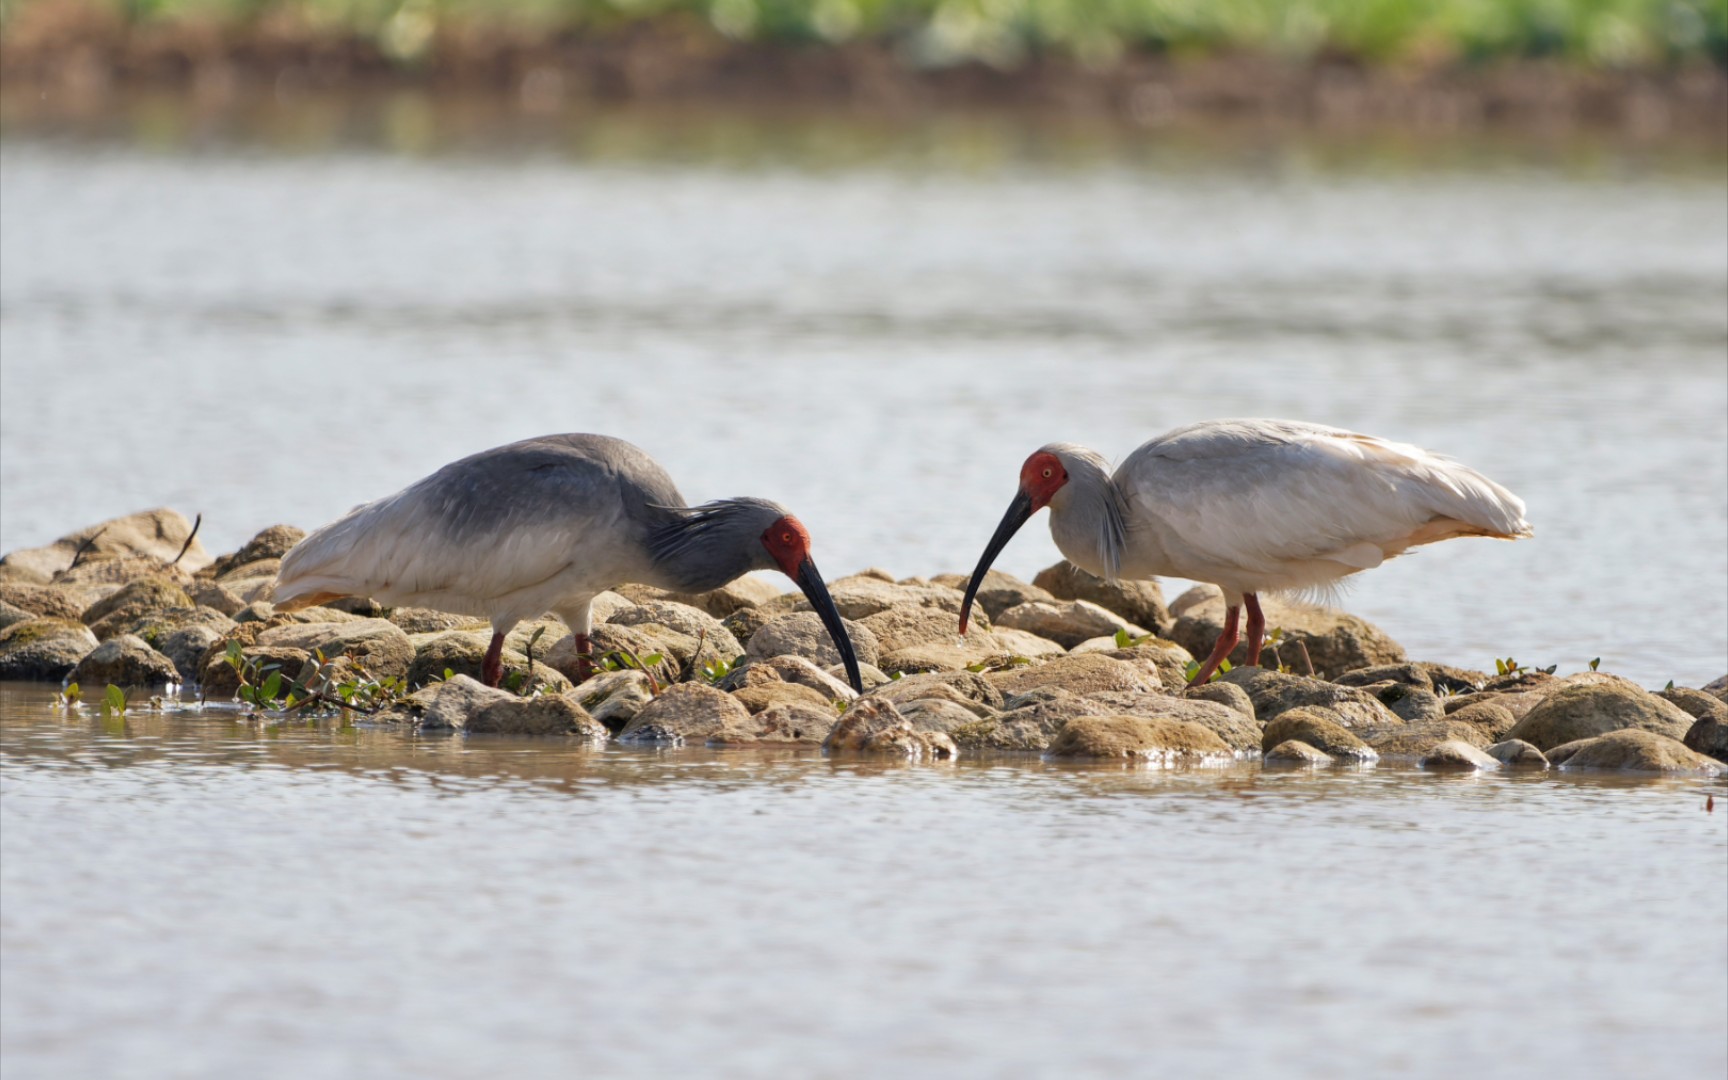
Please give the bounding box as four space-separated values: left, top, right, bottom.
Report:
1042 468 1053 479
781 532 793 544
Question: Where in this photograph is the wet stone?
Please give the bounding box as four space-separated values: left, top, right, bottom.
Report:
1420 740 1501 771
863 670 1005 714
1183 680 1255 721
1660 687 1728 725
825 697 957 759
1559 729 1722 775
1221 668 1401 730
1503 682 1696 750
1265 739 1332 766
1369 720 1493 758
0 618 100 681
1087 693 1261 753
710 702 836 746
83 577 195 640
732 681 834 715
256 618 415 683
1046 714 1234 765
1681 718 1728 764
573 669 655 731
1262 706 1378 762
1487 739 1550 769
951 687 1094 751
69 634 180 686
1359 680 1446 724
618 683 751 745
1444 699 1517 742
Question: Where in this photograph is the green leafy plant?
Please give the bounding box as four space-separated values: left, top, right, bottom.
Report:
700 654 738 685
1588 657 1600 672
60 681 82 707
101 684 127 716
1183 657 1233 683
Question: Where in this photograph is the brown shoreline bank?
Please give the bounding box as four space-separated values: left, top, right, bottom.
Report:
4 8 1725 137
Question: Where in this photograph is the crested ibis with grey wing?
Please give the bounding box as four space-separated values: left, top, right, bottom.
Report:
273 433 863 691
958 419 1532 686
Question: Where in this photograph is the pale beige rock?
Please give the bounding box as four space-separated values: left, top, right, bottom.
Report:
930 569 1054 621
1221 668 1401 730
1265 739 1332 765
1504 682 1697 750
1559 729 1722 775
995 599 1147 650
0 618 99 681
69 634 180 686
1046 715 1233 764
710 702 837 746
825 697 957 759
1420 740 1501 771
1487 739 1550 768
746 612 880 670
986 653 1159 698
1 509 212 580
1031 560 1171 636
618 683 752 745
1262 706 1378 762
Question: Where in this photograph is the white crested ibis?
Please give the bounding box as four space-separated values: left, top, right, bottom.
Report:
959 419 1532 685
272 433 862 691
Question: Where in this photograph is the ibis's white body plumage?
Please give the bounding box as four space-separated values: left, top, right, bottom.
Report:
1048 419 1532 606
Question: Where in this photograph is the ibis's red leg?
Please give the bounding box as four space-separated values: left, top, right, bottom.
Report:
574 633 593 684
1244 594 1266 669
481 632 505 688
1187 604 1241 686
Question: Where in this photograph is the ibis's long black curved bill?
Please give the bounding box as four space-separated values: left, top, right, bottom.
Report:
793 556 863 692
959 490 1036 635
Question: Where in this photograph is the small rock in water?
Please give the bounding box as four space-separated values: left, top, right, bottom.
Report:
710 702 836 746
618 683 751 745
1045 714 1233 765
69 634 180 686
732 681 833 715
1445 699 1517 742
824 697 956 759
1486 739 1550 769
1264 739 1332 766
1221 668 1400 730
1183 680 1255 720
1681 718 1728 764
1369 720 1493 758
1262 706 1378 762
1502 682 1696 750
0 618 100 681
1559 729 1723 775
1419 740 1501 771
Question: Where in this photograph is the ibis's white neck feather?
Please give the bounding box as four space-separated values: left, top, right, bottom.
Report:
1042 444 1127 583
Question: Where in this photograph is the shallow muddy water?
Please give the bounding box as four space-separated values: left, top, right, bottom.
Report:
1 683 1723 1078
1 104 1725 685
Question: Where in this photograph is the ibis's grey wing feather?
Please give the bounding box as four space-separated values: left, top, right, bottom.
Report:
274 434 686 614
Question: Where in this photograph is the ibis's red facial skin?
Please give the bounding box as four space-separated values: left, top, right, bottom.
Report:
762 515 814 579
1020 451 1069 511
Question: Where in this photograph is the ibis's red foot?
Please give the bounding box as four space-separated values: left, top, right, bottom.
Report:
1187 603 1241 687
481 631 505 688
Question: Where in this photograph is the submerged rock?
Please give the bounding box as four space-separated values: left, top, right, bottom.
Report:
1682 718 1728 764
1487 739 1550 768
381 675 607 737
947 687 1093 751
710 702 836 746
618 683 751 745
1559 729 1722 775
1046 714 1233 764
1261 707 1378 762
1369 720 1493 758
1265 739 1332 766
825 697 957 759
69 634 180 686
1420 740 1501 771
1170 586 1404 679
1503 682 1697 750
0 618 99 681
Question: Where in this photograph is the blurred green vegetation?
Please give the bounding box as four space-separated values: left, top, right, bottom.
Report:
10 0 1726 69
